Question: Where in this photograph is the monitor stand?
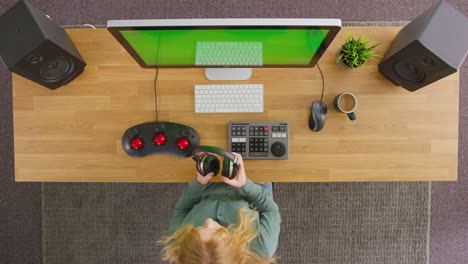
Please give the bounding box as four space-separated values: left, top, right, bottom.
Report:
205 68 252 80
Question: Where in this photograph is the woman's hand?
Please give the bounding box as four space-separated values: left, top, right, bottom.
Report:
197 172 214 185
221 153 247 188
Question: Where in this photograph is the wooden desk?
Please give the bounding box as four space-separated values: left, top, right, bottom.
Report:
13 27 459 182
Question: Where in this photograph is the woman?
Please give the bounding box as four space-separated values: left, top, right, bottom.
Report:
159 153 281 264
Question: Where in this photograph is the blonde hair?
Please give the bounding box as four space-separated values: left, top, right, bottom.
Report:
158 206 277 264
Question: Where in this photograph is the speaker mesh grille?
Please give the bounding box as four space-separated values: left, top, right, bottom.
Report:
39 57 74 82
392 60 426 83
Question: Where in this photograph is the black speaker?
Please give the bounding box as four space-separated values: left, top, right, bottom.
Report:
378 0 468 92
0 0 86 90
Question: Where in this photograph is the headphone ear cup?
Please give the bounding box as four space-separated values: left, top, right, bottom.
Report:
231 161 239 179
203 154 220 176
194 153 207 175
222 158 234 179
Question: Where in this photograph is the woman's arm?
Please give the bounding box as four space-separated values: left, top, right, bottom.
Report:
240 179 279 212
222 153 281 258
240 179 281 258
167 173 214 235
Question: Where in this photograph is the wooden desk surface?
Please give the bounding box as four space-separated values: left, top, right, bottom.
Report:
13 27 459 182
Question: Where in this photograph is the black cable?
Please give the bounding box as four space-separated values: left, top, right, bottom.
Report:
153 35 161 121
153 66 159 121
317 63 325 102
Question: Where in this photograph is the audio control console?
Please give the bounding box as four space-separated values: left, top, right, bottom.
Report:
228 121 289 160
122 122 200 158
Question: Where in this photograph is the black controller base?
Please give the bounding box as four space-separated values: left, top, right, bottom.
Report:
122 122 200 158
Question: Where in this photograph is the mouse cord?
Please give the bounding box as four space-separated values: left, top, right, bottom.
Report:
153 66 159 121
317 63 325 102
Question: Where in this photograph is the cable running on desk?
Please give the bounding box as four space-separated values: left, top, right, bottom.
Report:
153 35 161 121
153 67 159 121
317 63 325 102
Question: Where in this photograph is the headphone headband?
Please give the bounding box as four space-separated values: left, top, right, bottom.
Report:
192 146 237 162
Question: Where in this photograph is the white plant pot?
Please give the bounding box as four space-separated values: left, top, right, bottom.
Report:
336 50 354 70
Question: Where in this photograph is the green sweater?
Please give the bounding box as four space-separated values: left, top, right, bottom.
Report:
168 177 281 259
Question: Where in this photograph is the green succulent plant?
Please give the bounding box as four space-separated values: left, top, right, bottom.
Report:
337 35 382 68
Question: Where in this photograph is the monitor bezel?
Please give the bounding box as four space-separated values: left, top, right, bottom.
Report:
107 19 341 68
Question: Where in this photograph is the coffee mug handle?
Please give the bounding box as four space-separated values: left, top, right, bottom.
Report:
347 112 356 121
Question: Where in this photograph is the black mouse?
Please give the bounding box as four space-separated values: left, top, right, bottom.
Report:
309 100 327 132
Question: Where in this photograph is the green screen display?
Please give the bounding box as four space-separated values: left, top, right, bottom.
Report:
120 28 329 66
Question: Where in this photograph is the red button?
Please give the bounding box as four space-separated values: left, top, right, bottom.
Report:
154 134 166 145
131 138 143 150
177 138 190 150
263 126 269 132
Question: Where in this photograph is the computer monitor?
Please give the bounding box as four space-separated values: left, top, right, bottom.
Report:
107 19 341 80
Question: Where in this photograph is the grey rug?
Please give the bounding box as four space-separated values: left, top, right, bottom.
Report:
42 183 185 264
274 182 429 264
43 182 430 264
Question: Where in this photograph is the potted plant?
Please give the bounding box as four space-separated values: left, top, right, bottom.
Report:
336 35 382 69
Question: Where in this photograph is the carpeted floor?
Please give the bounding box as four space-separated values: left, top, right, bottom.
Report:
272 182 430 264
42 181 430 264
42 183 184 264
1 1 467 264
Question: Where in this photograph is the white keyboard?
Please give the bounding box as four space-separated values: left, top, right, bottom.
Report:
195 41 263 66
194 84 264 113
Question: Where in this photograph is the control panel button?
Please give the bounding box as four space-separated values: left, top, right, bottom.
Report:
232 126 246 136
154 134 166 146
177 138 190 150
131 138 143 150
271 142 286 157
182 128 192 137
126 128 138 138
153 123 165 132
